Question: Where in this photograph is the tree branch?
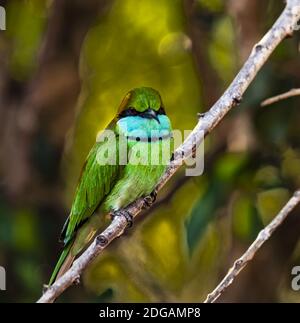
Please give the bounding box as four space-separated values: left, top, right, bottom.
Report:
204 190 300 303
261 88 300 106
37 0 300 303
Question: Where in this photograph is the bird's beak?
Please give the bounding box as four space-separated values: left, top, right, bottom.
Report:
143 109 160 123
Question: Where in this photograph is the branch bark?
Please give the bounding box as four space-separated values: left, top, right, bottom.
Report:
261 88 300 106
204 190 300 303
37 0 300 303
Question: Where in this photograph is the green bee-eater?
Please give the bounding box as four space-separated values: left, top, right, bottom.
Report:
49 87 173 285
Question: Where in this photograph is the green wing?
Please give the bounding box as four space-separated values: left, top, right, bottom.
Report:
61 140 121 245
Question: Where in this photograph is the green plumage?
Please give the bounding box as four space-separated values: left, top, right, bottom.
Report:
49 87 173 285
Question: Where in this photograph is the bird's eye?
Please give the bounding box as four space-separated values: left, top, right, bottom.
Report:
157 107 166 115
128 108 138 116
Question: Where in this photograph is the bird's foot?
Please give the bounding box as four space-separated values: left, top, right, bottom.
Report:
112 210 133 228
74 275 81 285
143 189 158 209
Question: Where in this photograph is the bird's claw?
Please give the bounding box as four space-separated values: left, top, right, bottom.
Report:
74 276 81 285
112 210 133 228
143 189 158 208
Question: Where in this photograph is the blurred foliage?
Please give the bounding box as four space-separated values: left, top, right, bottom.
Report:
197 0 224 13
256 188 290 225
5 0 47 80
0 0 300 303
208 16 237 83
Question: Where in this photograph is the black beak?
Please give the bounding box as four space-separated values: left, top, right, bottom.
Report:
143 108 160 123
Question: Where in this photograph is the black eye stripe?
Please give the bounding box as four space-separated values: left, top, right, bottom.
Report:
118 108 138 118
157 107 166 115
128 108 138 115
118 106 165 119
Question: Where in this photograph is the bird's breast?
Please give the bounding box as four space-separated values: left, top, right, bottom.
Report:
116 115 172 139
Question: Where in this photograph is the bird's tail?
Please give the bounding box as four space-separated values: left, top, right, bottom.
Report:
48 214 104 286
48 242 74 286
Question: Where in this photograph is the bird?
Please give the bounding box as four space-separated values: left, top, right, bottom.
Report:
49 87 173 285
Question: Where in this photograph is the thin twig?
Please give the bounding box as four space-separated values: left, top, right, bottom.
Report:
37 0 300 303
261 88 300 106
204 190 300 303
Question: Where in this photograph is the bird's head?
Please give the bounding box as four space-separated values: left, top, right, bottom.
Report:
117 87 166 124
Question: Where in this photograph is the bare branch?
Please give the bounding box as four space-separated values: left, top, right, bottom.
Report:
204 190 300 303
261 88 300 106
37 0 300 303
